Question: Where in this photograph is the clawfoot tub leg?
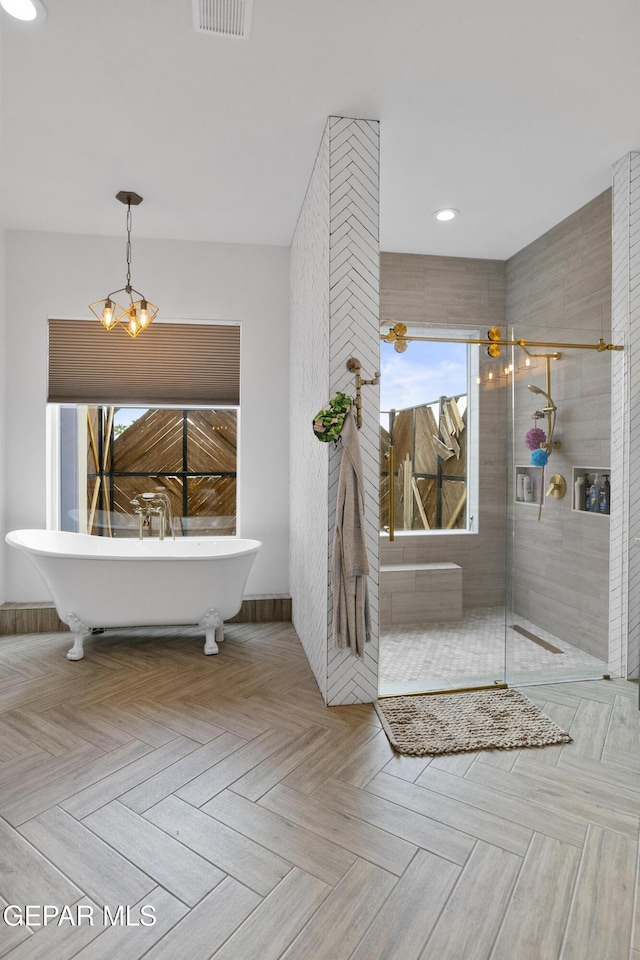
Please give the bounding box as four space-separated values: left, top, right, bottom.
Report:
200 609 224 655
65 614 90 661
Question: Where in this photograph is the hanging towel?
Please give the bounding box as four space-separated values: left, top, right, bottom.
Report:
331 404 371 656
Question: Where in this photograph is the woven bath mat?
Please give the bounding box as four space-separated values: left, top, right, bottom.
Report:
375 688 572 757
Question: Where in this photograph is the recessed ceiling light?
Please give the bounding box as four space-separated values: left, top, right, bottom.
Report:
0 0 46 21
433 208 459 222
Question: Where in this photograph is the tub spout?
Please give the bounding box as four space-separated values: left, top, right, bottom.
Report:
155 508 165 540
130 498 151 539
150 491 175 539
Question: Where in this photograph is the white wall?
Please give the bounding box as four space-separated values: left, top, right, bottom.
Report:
0 229 5 605
290 124 331 699
2 230 290 601
0 17 5 604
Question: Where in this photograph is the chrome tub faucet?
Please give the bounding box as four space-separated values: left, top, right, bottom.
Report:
130 492 175 540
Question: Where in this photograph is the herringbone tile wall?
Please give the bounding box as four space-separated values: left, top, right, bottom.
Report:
612 152 640 680
326 117 380 706
290 116 380 705
0 624 638 959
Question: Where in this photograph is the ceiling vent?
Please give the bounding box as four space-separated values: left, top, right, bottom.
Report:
192 0 253 38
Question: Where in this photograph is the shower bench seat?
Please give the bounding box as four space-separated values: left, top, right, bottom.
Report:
380 561 462 626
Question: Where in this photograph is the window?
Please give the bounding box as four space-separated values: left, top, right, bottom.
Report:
57 405 237 537
380 328 479 533
47 318 241 537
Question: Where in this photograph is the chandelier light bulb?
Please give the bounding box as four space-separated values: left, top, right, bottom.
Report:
101 299 116 329
127 310 140 338
139 301 150 328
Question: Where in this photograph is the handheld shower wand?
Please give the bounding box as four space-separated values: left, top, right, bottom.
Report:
527 383 557 450
523 350 561 521
527 383 556 409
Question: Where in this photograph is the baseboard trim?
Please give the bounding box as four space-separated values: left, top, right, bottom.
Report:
229 597 292 623
0 597 292 635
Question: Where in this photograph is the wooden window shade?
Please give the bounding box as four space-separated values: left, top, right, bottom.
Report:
48 320 240 406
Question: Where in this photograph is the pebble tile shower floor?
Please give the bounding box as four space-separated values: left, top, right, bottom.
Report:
379 606 607 696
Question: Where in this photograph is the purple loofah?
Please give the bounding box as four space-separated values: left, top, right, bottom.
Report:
525 426 547 451
530 448 549 467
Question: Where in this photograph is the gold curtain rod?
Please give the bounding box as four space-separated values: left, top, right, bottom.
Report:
380 323 624 353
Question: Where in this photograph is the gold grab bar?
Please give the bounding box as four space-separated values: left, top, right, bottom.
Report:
388 445 395 541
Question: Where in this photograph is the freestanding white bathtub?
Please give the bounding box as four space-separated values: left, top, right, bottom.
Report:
5 529 261 661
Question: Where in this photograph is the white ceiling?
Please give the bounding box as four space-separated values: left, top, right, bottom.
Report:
2 0 640 260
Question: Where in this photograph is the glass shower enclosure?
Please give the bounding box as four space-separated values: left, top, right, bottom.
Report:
378 325 611 696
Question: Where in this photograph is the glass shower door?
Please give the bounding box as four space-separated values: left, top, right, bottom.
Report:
378 334 508 696
504 333 611 687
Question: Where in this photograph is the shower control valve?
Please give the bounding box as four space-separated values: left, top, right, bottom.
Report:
545 474 566 499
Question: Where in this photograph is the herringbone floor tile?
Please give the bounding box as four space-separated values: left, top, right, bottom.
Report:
0 623 638 959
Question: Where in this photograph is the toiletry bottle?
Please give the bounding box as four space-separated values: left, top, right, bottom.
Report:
574 474 586 511
589 474 599 512
584 474 591 511
523 475 533 502
599 475 610 515
516 473 525 501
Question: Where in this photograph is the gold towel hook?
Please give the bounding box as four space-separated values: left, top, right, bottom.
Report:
346 357 380 429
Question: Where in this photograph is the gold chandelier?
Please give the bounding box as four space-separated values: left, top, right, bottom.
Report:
89 191 158 339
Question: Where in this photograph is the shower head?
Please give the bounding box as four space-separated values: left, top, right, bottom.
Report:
527 383 556 410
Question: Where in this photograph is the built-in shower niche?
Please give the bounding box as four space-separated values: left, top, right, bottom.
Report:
514 465 544 506
572 466 610 515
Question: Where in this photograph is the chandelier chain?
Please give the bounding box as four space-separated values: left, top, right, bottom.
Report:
125 202 132 291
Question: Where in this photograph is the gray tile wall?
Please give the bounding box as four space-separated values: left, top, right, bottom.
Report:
380 253 508 609
506 191 612 661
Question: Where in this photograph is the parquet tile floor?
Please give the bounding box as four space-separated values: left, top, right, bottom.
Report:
0 622 638 959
